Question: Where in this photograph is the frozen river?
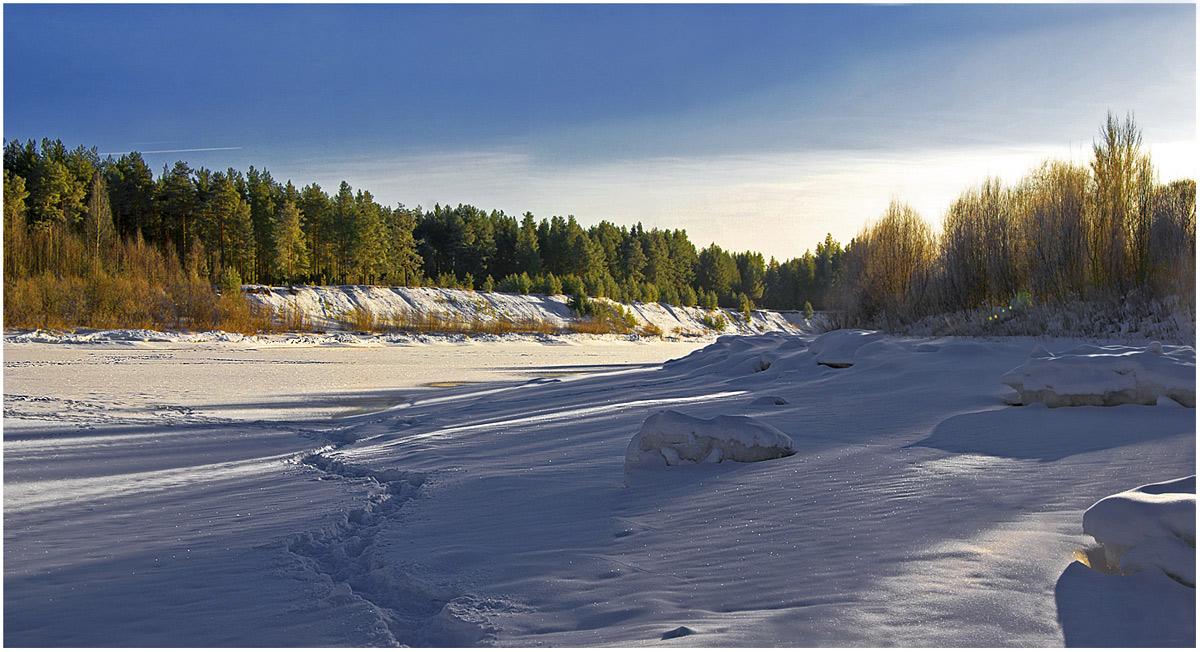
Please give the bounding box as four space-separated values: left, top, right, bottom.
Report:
4 331 1194 646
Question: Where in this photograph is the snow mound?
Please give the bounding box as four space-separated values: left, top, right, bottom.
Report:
661 333 811 378
623 410 795 472
1001 342 1196 408
1082 476 1196 586
807 329 885 367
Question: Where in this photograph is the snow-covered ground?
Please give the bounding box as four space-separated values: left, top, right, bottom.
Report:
4 328 1195 646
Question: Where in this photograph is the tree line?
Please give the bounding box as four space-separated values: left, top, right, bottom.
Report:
3 112 1194 333
3 138 844 317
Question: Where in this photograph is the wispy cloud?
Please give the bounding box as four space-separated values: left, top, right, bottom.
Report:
101 146 243 156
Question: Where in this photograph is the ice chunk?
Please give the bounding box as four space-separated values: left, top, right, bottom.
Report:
1083 476 1195 586
1001 343 1195 407
624 410 795 472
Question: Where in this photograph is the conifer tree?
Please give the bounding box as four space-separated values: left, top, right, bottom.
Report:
156 161 197 257
330 182 357 281
387 205 423 286
246 166 279 281
272 199 309 283
105 152 155 238
515 212 542 275
351 190 385 284
299 183 331 283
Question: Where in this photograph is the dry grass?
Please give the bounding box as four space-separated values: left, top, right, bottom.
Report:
273 300 313 332
363 309 564 336
671 326 705 338
639 322 664 338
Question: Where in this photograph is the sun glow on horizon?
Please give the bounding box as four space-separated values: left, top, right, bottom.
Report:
275 134 1195 263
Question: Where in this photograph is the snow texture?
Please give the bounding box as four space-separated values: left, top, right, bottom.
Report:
1082 476 1196 586
1002 342 1196 407
624 410 795 472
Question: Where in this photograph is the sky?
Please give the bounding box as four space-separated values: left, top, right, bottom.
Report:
3 3 1196 261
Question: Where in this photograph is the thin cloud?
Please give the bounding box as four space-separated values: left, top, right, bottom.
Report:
101 146 243 156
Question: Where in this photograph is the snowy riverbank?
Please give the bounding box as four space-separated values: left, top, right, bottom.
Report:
241 283 817 335
4 330 1194 646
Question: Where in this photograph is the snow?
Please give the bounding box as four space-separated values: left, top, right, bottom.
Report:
623 410 795 472
4 327 1195 646
1082 476 1196 584
1001 341 1196 407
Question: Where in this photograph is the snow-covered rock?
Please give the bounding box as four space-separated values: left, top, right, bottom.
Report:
1082 476 1196 586
807 329 886 367
623 410 795 472
1001 342 1196 407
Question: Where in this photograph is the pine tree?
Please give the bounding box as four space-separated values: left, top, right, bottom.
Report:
351 190 385 284
105 152 155 238
385 205 423 286
697 244 740 304
31 159 79 228
246 166 279 281
330 182 357 281
515 212 542 275
299 183 331 283
272 200 309 283
156 161 197 258
207 174 256 281
622 238 647 283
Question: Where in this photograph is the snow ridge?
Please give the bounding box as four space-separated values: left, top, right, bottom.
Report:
283 451 496 646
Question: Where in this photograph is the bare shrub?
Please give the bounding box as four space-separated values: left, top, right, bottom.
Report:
1014 160 1090 301
938 178 1022 311
842 200 936 326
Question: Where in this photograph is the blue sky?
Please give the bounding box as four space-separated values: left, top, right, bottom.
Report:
4 3 1195 260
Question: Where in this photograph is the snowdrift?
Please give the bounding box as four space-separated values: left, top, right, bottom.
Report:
1083 476 1196 586
243 284 808 336
1001 342 1196 407
623 410 795 472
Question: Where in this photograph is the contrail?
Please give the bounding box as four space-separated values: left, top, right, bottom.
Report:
101 146 243 156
